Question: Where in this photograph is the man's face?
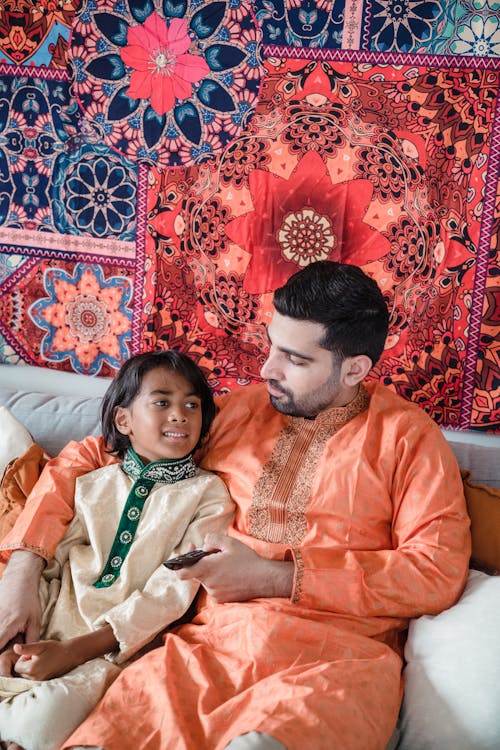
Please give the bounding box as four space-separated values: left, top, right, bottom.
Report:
260 311 345 418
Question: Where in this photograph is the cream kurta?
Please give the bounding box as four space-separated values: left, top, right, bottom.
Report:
0 463 233 750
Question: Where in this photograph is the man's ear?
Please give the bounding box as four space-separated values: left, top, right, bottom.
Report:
114 406 131 436
340 355 373 387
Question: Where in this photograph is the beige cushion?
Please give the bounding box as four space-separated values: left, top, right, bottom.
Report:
400 570 500 749
0 406 33 478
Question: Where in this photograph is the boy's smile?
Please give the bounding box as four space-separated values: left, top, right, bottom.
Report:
114 367 203 463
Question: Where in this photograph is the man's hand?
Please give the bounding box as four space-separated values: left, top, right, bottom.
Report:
13 639 75 681
176 534 294 603
0 551 44 650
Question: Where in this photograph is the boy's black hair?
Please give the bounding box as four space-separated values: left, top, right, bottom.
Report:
101 350 215 459
273 261 389 366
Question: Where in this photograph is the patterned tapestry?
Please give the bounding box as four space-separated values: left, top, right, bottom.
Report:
0 1 499 433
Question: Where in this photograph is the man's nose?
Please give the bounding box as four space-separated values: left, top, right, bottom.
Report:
260 351 279 380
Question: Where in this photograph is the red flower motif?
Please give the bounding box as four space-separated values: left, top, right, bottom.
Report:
120 14 209 116
225 150 391 294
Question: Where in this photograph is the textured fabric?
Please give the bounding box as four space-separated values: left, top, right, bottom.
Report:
42 381 474 750
0 659 119 750
0 443 48 569
0 2 498 431
93 449 197 587
0 463 232 749
399 570 500 750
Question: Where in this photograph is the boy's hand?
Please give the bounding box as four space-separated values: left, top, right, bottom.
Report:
0 646 21 677
13 639 75 681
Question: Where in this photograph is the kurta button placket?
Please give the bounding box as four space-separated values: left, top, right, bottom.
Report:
93 447 197 588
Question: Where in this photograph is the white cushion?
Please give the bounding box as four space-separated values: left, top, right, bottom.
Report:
399 570 500 749
0 406 33 476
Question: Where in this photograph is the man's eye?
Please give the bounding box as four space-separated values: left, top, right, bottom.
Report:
289 356 305 366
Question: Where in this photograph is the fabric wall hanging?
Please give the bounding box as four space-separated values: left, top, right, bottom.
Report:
0 0 498 432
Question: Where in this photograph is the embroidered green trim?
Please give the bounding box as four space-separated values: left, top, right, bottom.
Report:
93 447 197 588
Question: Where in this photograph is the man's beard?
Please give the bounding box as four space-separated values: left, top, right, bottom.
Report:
267 380 338 419
267 363 341 419
269 392 305 417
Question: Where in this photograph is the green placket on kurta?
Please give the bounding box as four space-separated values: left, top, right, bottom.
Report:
93 447 197 588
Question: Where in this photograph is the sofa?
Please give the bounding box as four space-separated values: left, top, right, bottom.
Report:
1 363 499 750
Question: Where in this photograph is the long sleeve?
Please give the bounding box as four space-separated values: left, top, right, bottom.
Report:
0 436 114 562
289 423 471 618
95 476 234 663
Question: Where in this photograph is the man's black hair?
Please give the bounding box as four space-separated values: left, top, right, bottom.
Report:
101 350 215 458
273 261 389 365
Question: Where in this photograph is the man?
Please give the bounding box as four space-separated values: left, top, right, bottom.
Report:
0 261 470 750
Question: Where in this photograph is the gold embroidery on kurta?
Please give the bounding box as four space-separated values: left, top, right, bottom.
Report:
292 549 304 604
249 386 370 545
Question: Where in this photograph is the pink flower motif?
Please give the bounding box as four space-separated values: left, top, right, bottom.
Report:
120 13 210 116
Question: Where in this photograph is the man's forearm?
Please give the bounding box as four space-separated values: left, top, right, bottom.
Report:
3 549 46 580
0 549 45 649
262 559 294 599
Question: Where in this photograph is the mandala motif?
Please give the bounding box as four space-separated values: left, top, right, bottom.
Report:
29 263 132 375
225 149 391 294
450 13 500 57
138 56 499 432
70 0 263 167
0 77 75 229
198 269 259 334
415 0 500 55
51 142 137 240
365 0 444 52
374 335 464 427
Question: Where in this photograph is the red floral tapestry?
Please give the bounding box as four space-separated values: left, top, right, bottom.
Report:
0 1 499 433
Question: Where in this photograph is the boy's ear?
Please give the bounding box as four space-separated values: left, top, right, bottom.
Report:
340 355 373 387
114 406 131 435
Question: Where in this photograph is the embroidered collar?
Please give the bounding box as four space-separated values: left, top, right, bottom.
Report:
290 383 370 433
122 447 197 484
93 447 197 589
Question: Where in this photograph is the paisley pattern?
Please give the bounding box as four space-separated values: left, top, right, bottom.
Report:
0 0 77 67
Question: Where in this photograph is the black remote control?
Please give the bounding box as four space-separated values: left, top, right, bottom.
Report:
163 548 219 570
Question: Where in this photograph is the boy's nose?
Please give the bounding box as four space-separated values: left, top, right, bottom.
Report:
168 408 187 422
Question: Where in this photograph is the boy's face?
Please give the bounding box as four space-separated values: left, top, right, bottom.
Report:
114 367 203 464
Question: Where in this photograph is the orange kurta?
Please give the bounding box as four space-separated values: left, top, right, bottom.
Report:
2 383 471 750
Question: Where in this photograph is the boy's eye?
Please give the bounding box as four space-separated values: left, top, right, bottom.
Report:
186 401 200 409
